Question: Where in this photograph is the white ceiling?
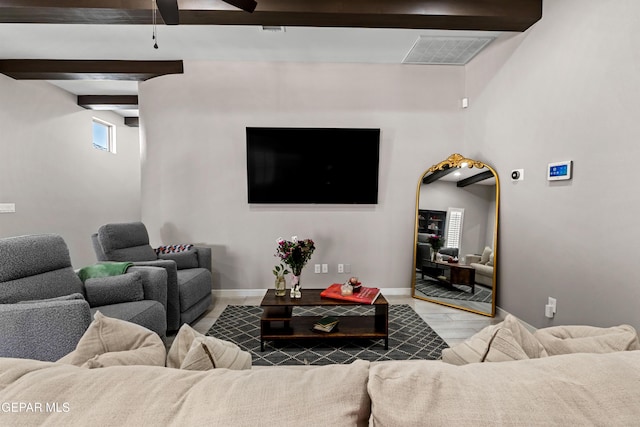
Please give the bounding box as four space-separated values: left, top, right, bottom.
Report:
0 24 500 116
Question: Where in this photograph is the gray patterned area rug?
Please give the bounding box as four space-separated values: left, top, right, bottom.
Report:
415 273 492 303
206 304 449 366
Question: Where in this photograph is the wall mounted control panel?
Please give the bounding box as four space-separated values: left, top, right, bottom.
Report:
547 161 572 181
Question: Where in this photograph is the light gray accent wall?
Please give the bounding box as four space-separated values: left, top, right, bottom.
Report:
464 0 640 329
419 181 493 260
0 77 141 267
139 62 465 290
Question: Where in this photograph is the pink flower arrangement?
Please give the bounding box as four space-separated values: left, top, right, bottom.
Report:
275 236 316 276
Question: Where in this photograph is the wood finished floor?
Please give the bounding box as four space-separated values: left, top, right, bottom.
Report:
172 294 503 348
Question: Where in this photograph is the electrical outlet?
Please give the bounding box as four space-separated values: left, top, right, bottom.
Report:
322 264 328 273
314 264 321 274
545 304 554 318
545 296 557 318
338 264 344 273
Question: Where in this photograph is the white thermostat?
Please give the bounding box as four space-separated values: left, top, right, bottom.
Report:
547 161 572 181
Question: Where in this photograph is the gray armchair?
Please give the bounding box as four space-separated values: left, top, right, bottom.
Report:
91 222 213 332
0 234 167 361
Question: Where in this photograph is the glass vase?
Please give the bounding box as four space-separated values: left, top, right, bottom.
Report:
275 276 286 297
290 274 302 298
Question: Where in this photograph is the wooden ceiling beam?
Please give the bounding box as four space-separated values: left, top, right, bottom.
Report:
77 95 139 110
0 60 183 81
422 166 454 184
456 170 494 187
0 0 542 31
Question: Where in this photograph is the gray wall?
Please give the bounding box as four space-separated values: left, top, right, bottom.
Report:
464 0 640 329
0 77 142 267
139 62 465 290
419 180 494 260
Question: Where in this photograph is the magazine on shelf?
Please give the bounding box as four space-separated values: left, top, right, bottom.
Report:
313 316 339 332
320 283 381 304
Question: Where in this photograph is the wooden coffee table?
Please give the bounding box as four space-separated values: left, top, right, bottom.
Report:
259 288 388 351
421 260 476 293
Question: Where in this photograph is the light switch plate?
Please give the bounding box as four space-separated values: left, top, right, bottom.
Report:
0 203 15 213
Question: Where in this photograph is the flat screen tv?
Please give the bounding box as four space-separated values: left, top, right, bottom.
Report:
246 127 380 204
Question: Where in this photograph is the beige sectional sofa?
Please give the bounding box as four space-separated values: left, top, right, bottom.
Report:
466 246 494 286
3 313 640 426
2 351 640 426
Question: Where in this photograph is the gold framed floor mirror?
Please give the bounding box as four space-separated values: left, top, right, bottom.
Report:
412 153 499 317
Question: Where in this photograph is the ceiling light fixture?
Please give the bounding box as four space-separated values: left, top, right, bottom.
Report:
152 0 159 49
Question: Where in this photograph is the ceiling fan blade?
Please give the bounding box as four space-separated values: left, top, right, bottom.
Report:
222 0 257 13
156 0 180 25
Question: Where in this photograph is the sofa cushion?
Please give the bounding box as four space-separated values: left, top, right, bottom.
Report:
17 292 85 304
158 248 199 270
177 268 212 310
167 323 251 370
470 263 493 276
442 314 547 365
97 222 157 262
534 324 640 355
441 325 524 365
1 358 371 426
57 311 165 368
0 267 85 304
368 352 640 426
480 246 492 264
90 300 167 339
84 272 144 308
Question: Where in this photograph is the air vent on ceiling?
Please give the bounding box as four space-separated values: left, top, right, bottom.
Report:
261 26 286 32
403 36 495 65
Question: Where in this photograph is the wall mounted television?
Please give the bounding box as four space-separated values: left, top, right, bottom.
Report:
246 127 380 204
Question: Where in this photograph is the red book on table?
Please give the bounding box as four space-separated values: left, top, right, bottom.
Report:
320 283 381 304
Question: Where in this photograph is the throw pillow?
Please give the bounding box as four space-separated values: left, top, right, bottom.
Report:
502 314 548 358
155 244 194 254
483 328 530 362
487 252 494 267
480 246 492 265
441 324 498 365
167 323 251 370
157 249 199 270
84 272 144 308
534 324 640 355
56 311 165 368
441 314 547 365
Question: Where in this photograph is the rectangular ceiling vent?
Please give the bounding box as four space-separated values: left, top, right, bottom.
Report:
403 36 495 65
261 26 286 32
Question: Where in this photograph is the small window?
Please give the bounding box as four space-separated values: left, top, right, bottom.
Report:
92 118 116 153
445 208 464 249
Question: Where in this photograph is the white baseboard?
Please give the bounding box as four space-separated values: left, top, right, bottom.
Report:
212 289 270 298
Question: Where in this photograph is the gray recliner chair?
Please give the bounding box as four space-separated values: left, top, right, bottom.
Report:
0 234 167 361
91 222 213 332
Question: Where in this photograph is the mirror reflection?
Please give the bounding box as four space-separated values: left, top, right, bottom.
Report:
412 153 499 316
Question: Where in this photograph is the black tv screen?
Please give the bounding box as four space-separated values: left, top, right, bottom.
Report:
246 127 380 204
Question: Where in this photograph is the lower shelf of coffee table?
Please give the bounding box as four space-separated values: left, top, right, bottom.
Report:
260 314 388 351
